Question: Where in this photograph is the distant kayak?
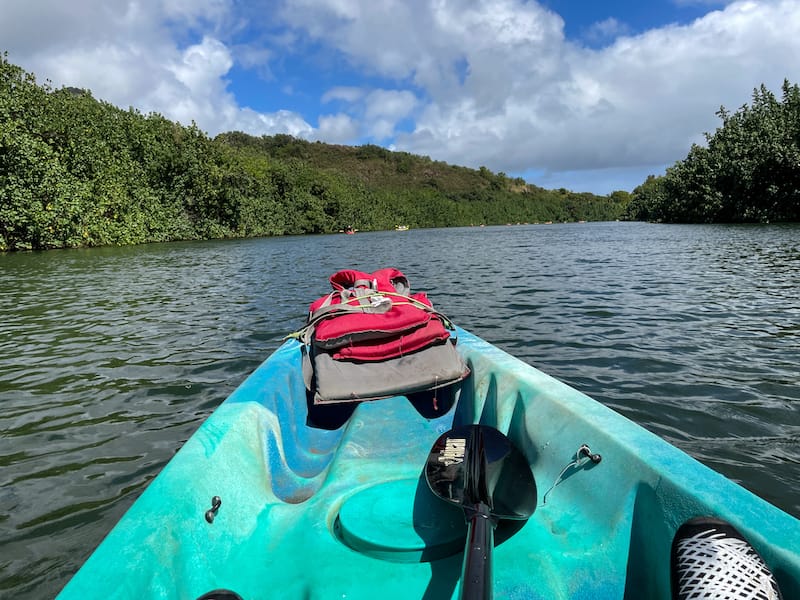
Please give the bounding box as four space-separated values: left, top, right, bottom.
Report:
57 328 800 599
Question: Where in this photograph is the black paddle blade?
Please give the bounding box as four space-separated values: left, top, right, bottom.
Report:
425 424 536 520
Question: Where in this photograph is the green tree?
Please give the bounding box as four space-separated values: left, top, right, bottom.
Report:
630 80 800 223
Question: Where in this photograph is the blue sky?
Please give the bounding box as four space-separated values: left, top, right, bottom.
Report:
3 0 799 193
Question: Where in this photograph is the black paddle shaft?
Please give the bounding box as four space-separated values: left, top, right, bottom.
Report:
425 425 537 600
461 502 494 600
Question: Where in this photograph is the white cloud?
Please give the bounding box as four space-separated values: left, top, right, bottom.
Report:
317 87 417 141
284 0 800 189
4 0 800 193
280 0 432 79
169 37 232 96
162 0 233 24
584 17 633 44
317 113 360 142
364 90 417 141
363 89 416 121
322 87 366 104
232 108 315 137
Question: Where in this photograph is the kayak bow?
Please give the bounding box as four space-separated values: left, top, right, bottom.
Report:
57 328 800 599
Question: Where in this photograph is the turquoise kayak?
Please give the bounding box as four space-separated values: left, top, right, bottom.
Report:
57 328 800 599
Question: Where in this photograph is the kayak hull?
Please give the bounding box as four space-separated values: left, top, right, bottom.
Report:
57 329 800 599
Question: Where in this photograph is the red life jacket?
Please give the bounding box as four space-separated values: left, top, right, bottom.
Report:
297 268 469 405
305 268 451 361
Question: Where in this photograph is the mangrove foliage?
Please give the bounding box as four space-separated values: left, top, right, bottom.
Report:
626 80 800 223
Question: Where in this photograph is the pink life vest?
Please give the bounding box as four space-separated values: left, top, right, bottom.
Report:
306 268 451 361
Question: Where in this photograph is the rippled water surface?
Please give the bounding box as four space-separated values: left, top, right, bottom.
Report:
1 222 799 598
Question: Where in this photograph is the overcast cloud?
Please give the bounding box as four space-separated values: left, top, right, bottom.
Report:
2 0 799 192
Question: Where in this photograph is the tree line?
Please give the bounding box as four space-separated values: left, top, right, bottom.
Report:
626 80 800 223
1 54 628 252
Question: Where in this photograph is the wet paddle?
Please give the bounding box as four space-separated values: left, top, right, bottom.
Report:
425 424 537 600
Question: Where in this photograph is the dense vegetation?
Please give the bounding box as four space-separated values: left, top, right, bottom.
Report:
626 80 800 223
1 54 628 251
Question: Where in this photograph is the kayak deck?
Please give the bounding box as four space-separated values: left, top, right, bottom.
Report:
58 329 800 599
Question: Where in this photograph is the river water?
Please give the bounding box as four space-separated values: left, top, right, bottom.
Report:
1 221 799 598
